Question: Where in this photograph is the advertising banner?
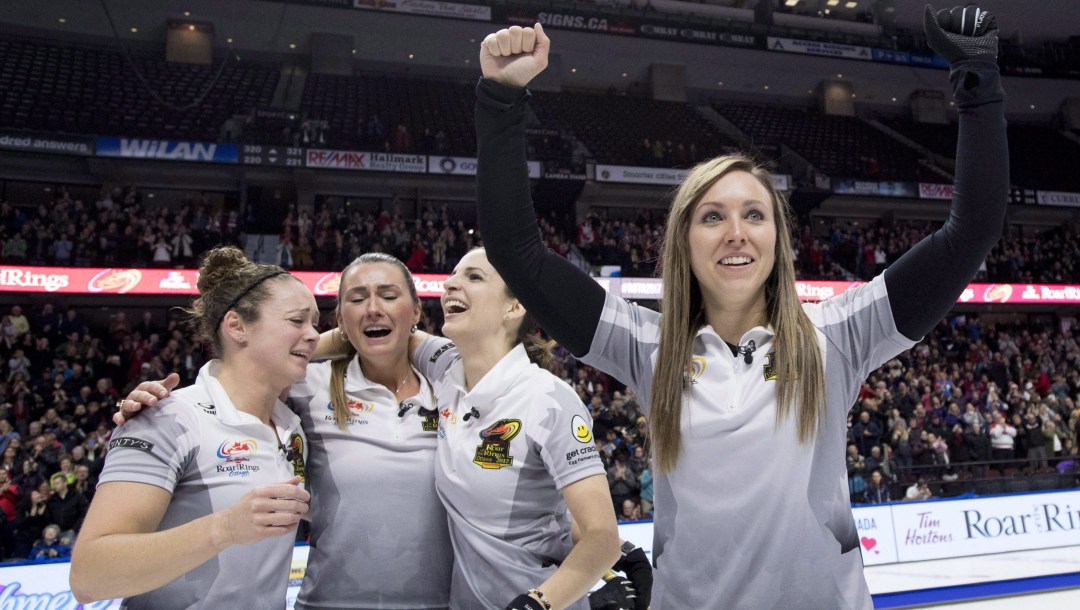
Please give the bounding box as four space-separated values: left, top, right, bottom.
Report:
5 266 1080 305
428 156 541 179
353 0 491 21
1036 190 1080 208
853 505 899 566
95 138 238 163
305 149 426 173
495 7 762 50
0 131 94 156
596 164 791 190
885 490 1080 562
918 183 954 200
767 36 873 60
834 179 917 198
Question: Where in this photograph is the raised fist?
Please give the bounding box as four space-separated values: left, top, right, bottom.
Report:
480 24 551 89
924 5 999 63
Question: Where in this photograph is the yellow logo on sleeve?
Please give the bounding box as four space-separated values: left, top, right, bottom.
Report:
571 414 593 444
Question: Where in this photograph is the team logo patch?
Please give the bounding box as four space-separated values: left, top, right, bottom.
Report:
687 357 706 385
473 419 522 470
439 406 457 425
217 439 258 460
216 439 261 477
109 437 155 454
763 347 778 381
571 414 593 444
324 399 374 425
287 433 306 481
326 399 375 416
419 407 440 432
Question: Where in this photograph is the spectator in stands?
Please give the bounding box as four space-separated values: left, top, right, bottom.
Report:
392 123 413 153
1025 410 1049 469
608 454 640 514
45 471 86 533
847 444 868 497
73 465 95 503
862 470 891 504
29 523 70 562
8 306 29 339
619 499 641 522
852 410 881 456
990 412 1017 469
364 114 385 146
0 468 17 557
904 478 933 502
13 487 49 559
864 445 884 474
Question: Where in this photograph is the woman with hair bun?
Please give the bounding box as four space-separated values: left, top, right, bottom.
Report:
71 246 316 608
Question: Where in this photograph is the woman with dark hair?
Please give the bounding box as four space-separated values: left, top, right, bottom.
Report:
412 248 620 609
472 6 1008 607
71 246 314 607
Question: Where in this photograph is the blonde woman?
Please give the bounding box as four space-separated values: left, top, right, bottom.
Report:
473 6 1007 608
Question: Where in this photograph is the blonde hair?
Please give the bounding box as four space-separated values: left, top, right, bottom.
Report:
650 154 825 473
329 253 419 432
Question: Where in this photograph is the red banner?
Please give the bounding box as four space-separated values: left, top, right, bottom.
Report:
3 266 1080 304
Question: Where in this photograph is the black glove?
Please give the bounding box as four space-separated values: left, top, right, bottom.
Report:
589 574 637 610
614 546 652 610
505 593 547 610
924 4 998 63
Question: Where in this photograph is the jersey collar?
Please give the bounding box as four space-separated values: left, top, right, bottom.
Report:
200 360 302 433
343 355 432 406
695 324 775 348
446 343 531 406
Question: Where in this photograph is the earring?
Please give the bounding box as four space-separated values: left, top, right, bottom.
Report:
339 328 348 344
411 324 418 334
238 337 246 345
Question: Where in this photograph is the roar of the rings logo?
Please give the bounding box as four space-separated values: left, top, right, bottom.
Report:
88 269 143 293
473 419 522 470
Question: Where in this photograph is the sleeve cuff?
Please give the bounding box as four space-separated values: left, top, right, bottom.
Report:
476 77 531 111
949 60 1005 107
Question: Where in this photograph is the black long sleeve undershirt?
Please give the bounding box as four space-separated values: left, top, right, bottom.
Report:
882 60 1008 340
476 78 606 357
476 60 1007 354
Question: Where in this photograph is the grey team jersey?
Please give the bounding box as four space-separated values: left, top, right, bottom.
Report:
289 358 453 609
414 338 604 610
582 274 915 610
99 361 307 610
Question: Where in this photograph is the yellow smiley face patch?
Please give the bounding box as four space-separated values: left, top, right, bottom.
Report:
571 414 593 444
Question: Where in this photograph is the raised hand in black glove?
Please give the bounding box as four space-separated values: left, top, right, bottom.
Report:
505 593 547 610
613 546 652 610
589 572 637 610
924 4 998 63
